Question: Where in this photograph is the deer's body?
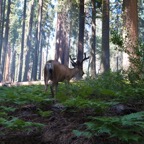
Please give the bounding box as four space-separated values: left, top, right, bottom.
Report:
44 54 89 97
44 60 79 84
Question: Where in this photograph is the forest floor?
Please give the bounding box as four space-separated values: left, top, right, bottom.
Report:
0 102 138 144
0 81 144 144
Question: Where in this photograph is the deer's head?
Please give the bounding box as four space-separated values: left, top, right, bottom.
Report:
69 53 89 79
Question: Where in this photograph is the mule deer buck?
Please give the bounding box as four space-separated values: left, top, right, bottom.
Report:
44 53 89 97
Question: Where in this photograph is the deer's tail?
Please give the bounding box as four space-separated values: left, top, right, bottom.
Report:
45 62 54 78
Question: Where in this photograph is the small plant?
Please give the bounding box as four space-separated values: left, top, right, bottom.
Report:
0 106 16 112
73 111 144 143
38 109 53 118
0 117 45 131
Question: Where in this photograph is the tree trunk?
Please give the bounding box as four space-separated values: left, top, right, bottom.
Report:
3 0 11 81
122 0 138 69
1 0 6 73
0 0 5 82
38 0 43 80
18 0 27 82
0 0 3 60
64 32 69 66
55 12 62 62
33 0 42 80
90 0 96 78
23 0 34 81
10 48 16 82
101 0 110 73
77 0 85 62
55 7 69 66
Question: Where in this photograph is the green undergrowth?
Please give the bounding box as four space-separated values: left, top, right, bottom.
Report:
73 111 144 143
56 72 144 107
0 117 44 135
0 85 51 135
0 85 52 105
56 72 144 143
0 72 144 142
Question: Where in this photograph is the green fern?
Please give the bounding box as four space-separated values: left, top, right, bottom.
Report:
0 117 45 130
38 109 53 118
78 112 144 142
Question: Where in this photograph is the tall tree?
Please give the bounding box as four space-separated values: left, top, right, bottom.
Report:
0 0 3 60
77 0 85 62
122 0 138 69
101 0 110 72
3 0 11 81
38 0 43 80
32 0 42 80
0 0 4 81
23 0 35 81
9 0 23 82
55 12 62 62
18 0 27 82
55 1 69 66
10 50 16 82
90 0 96 78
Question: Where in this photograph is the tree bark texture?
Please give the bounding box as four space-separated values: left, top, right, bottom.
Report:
18 0 27 82
77 0 85 62
3 0 11 81
122 0 138 69
55 10 69 66
23 0 35 81
90 0 96 78
32 0 42 80
101 0 110 73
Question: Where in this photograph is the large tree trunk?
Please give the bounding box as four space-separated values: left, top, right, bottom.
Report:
0 0 3 60
33 0 42 80
77 0 85 62
1 0 6 71
61 10 69 66
55 6 69 66
18 0 27 82
101 0 110 73
23 0 34 81
63 32 69 66
3 0 11 81
38 0 43 80
90 0 96 78
122 0 138 70
55 12 62 62
10 48 16 82
0 0 5 82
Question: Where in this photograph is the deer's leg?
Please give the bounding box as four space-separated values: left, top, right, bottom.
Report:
50 82 55 98
65 80 70 89
50 82 58 98
44 76 49 91
55 82 58 94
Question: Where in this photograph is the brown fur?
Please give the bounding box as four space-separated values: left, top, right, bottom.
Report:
44 60 83 97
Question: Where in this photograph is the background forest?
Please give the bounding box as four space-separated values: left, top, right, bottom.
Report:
1 0 144 143
0 0 143 83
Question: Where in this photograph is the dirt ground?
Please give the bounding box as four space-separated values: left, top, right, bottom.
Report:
0 101 131 144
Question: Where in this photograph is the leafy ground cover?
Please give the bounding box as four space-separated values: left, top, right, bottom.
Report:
0 72 144 144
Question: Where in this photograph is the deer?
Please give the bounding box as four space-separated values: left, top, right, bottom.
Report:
44 53 89 97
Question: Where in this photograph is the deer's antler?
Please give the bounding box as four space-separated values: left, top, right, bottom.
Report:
81 53 90 64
